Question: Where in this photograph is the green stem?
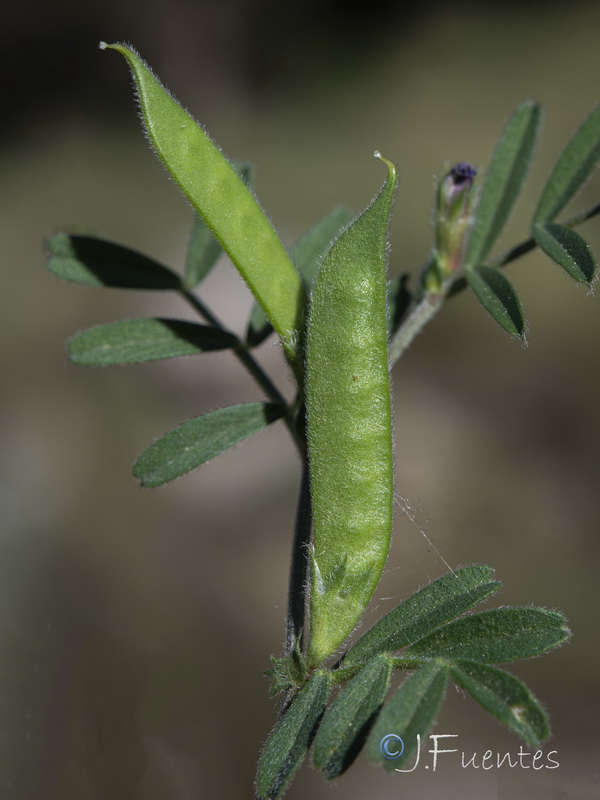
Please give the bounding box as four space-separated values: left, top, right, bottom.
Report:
279 456 312 715
179 285 226 328
329 657 429 686
286 457 312 656
180 287 304 452
562 199 600 229
388 289 448 365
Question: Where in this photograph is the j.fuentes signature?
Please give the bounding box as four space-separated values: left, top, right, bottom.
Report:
380 734 559 772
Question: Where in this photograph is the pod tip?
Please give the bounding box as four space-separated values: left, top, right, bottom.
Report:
98 41 108 50
373 150 397 178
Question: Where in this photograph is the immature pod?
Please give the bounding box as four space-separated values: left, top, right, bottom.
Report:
306 155 397 667
100 43 304 365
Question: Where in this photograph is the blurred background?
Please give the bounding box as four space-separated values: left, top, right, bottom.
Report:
2 1 600 798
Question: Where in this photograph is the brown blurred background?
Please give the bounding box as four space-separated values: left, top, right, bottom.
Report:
2 1 600 798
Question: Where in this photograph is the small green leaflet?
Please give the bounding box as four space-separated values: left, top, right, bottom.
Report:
133 402 286 487
313 654 393 778
449 660 550 746
533 103 600 224
256 671 331 800
464 101 542 269
342 565 500 667
404 607 570 663
68 318 237 365
465 265 525 339
291 206 355 289
532 223 597 284
183 215 224 290
368 660 449 771
45 233 180 290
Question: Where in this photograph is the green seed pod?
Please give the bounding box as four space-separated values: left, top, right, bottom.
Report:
306 154 397 667
100 42 304 365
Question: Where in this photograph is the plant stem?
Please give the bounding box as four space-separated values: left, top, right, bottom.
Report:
180 286 304 452
388 289 447 365
286 458 312 656
563 199 600 228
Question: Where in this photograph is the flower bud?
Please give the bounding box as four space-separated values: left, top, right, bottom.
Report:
430 161 477 285
439 162 476 215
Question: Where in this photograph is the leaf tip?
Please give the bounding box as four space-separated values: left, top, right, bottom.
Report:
522 98 541 111
135 475 153 490
518 325 529 348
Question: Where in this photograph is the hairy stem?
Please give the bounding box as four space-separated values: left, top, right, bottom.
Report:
180 287 304 452
388 289 448 365
286 457 312 655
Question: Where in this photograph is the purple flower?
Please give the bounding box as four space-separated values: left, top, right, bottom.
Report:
441 162 477 209
450 162 477 183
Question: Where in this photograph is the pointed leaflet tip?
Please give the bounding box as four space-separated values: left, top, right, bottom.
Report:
465 265 526 339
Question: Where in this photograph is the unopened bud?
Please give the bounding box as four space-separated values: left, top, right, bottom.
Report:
429 161 477 285
439 162 476 218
